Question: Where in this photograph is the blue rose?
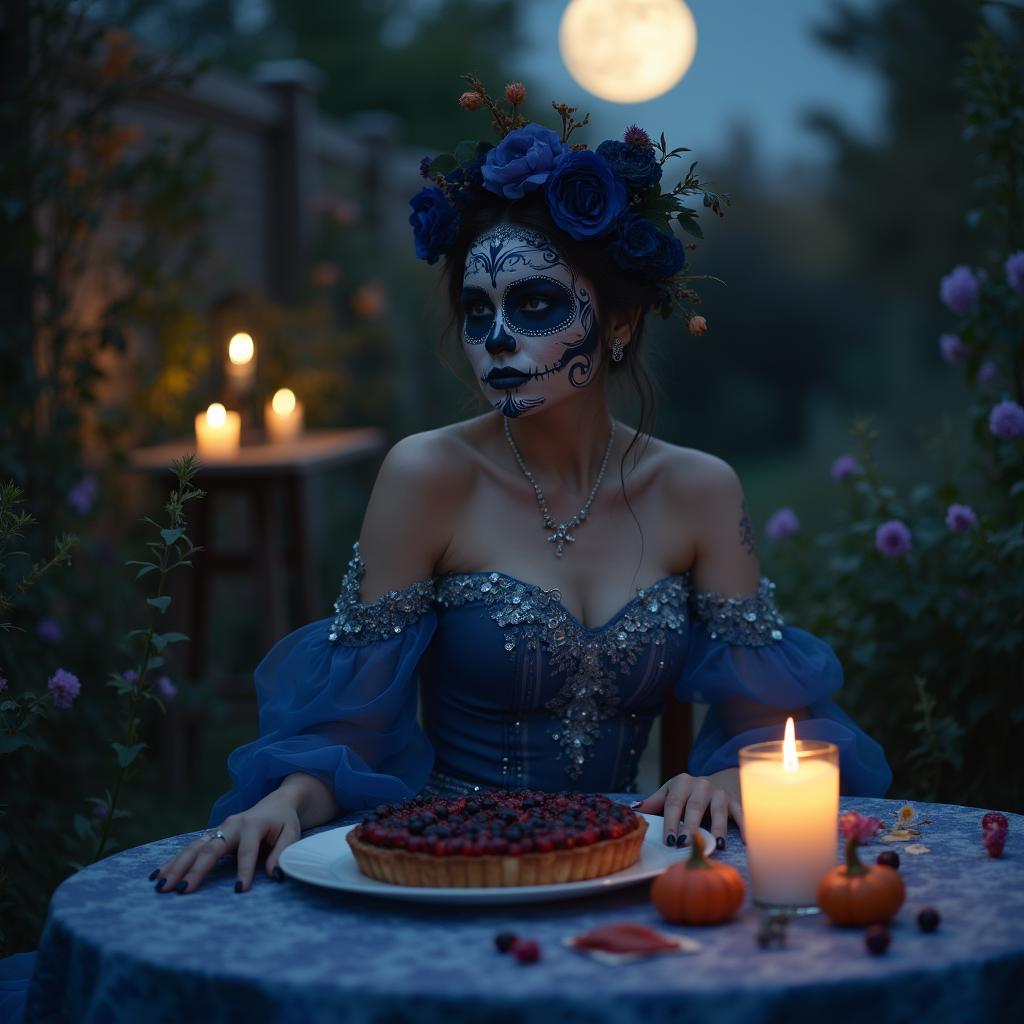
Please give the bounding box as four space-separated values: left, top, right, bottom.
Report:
545 150 628 240
481 124 568 200
408 187 460 265
609 213 686 279
595 140 662 194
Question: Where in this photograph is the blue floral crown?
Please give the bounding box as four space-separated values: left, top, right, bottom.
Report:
408 74 727 327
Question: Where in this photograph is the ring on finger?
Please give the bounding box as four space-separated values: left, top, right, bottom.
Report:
203 828 228 843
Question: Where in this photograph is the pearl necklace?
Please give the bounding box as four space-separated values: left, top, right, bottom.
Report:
503 416 616 558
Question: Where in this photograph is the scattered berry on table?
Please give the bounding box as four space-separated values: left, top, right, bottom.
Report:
494 931 517 953
876 850 900 870
982 812 1009 833
864 925 891 955
511 938 541 964
917 908 941 933
983 827 1006 858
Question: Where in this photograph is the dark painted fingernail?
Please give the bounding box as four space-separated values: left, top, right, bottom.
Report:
148 868 161 881
234 880 244 893
154 877 167 892
272 866 285 882
679 833 689 846
665 833 676 846
174 880 188 894
716 836 727 851
628 800 642 809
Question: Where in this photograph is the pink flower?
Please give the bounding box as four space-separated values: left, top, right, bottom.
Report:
352 281 386 319
156 675 177 701
310 261 341 288
1005 250 1024 293
989 399 1024 440
945 503 977 532
505 82 526 106
48 668 81 709
839 811 882 843
938 333 965 366
765 507 799 541
687 315 708 336
977 361 998 385
939 265 979 315
458 91 485 112
875 519 912 559
831 454 860 482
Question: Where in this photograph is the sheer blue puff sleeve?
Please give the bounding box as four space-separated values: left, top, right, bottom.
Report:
208 544 437 825
674 580 892 797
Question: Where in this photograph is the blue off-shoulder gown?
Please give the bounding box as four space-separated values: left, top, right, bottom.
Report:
208 544 891 823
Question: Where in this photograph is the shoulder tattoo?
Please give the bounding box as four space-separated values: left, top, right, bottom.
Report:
738 500 757 557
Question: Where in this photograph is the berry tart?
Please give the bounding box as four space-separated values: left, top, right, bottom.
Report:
346 790 648 887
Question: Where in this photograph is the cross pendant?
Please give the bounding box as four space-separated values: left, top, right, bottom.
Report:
547 525 575 557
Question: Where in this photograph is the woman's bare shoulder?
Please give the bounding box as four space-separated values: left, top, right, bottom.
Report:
641 436 741 506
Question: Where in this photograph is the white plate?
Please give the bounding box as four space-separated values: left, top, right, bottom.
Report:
279 813 716 905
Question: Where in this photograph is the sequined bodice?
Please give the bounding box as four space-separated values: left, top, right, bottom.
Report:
327 544 785 795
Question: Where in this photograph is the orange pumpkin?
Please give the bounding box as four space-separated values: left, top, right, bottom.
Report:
817 834 905 926
651 831 746 925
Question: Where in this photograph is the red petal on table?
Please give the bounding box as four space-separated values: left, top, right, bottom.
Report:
570 922 680 954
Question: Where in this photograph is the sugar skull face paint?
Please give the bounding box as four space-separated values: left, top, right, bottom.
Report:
460 224 601 418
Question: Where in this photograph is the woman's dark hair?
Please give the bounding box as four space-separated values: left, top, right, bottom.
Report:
439 193 660 578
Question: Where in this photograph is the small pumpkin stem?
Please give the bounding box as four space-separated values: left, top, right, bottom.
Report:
687 830 711 869
844 835 868 876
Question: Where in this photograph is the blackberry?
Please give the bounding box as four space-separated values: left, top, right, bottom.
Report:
864 925 891 955
876 850 900 870
917 908 941 933
494 931 517 953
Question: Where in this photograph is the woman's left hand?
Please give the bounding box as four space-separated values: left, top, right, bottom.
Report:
632 768 744 850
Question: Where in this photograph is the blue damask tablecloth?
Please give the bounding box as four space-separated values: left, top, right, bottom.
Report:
16 797 1024 1023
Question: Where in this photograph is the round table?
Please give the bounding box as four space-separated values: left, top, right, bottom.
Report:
23 797 1024 1023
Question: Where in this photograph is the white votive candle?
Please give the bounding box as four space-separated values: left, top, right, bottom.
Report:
739 719 839 911
194 402 241 459
225 331 256 391
265 388 304 443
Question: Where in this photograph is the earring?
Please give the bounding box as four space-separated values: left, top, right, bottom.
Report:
611 338 624 363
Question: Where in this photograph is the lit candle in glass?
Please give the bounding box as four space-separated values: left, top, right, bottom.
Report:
739 718 839 913
194 402 240 459
225 331 256 392
265 388 304 443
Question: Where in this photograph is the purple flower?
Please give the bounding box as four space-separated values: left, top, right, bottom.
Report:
156 675 177 701
938 333 965 366
0 674 7 692
122 669 140 688
989 399 1024 440
939 265 979 315
976 361 998 385
546 149 628 240
48 668 81 709
1005 251 1024 293
623 124 653 148
92 803 109 819
765 507 800 541
36 617 62 645
875 520 912 559
418 155 431 179
408 187 459 265
831 454 860 483
481 123 568 200
945 503 977 532
67 475 98 516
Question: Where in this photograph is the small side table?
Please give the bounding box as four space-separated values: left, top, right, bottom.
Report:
128 428 385 786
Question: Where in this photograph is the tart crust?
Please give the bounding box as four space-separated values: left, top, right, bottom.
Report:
346 815 648 888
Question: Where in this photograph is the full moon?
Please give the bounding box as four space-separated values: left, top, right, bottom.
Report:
558 0 697 104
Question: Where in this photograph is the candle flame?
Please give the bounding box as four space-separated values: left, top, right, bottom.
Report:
783 716 798 772
271 387 296 416
206 402 227 428
228 332 254 365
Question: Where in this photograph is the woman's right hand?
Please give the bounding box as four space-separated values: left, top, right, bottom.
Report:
151 789 302 894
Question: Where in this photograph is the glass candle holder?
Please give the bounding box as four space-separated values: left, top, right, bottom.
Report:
739 737 839 914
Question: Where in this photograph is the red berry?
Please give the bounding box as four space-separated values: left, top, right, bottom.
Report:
917 908 940 933
984 827 1007 858
494 931 517 953
876 850 900 870
982 812 1009 832
864 925 891 955
511 938 541 964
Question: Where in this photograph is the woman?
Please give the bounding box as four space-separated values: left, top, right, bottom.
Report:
152 91 891 897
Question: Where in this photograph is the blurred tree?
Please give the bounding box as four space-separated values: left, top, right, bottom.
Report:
102 0 527 145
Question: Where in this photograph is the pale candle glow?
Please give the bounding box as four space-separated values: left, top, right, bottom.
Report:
227 332 254 365
194 403 240 459
739 722 839 911
265 388 304 443
225 332 256 393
